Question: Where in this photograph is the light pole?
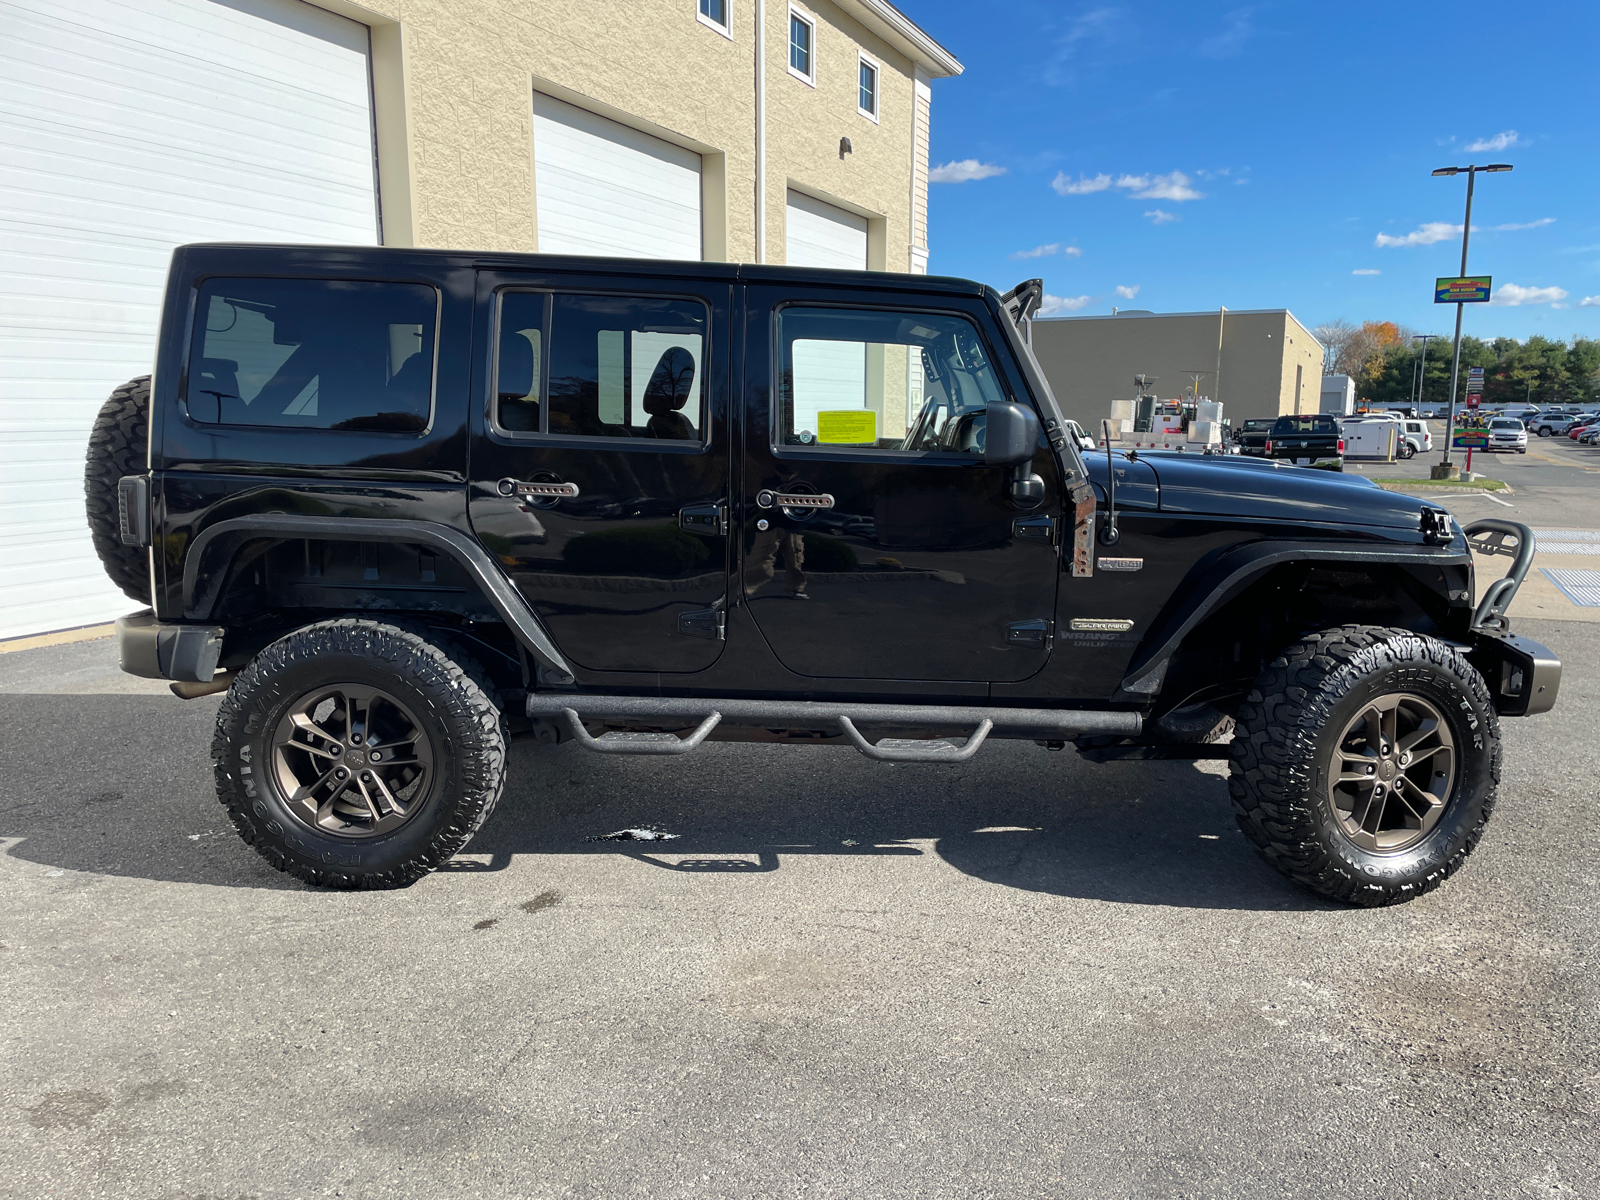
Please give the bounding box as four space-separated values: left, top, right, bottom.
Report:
1412 333 1440 414
1431 162 1512 478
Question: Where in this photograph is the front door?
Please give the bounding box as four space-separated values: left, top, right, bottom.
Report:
739 286 1061 683
468 271 732 674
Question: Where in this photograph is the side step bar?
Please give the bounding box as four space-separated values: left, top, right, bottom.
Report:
528 694 1140 763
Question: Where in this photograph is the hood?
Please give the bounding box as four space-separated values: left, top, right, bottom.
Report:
1140 452 1426 531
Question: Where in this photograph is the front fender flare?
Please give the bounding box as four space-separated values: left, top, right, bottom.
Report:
182 514 575 681
1117 539 1471 700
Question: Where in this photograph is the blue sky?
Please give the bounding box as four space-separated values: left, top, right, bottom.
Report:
900 1 1600 341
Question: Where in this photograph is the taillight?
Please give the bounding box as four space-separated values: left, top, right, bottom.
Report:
1264 440 1273 452
1338 438 1346 453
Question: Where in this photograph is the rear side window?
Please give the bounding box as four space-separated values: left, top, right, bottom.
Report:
188 278 437 432
494 292 707 441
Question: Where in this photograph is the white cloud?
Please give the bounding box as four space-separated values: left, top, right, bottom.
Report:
1038 293 1093 315
1375 222 1462 248
1053 172 1112 195
1198 8 1257 59
1493 218 1556 231
929 159 1005 184
1116 171 1204 201
1144 209 1179 224
1352 269 1381 276
1580 296 1600 307
1010 243 1082 260
1114 284 1140 299
1235 177 1249 185
1489 283 1569 307
1465 130 1520 153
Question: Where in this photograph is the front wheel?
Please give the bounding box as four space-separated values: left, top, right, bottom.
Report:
1229 626 1500 906
213 619 506 889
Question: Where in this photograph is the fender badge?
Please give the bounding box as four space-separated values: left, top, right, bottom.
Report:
1097 557 1144 572
1070 618 1135 633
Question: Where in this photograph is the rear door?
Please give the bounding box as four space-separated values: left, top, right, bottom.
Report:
467 271 732 675
737 284 1061 683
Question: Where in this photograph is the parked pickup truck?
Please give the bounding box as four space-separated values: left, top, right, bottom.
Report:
87 246 1560 908
1264 414 1345 466
1233 418 1272 457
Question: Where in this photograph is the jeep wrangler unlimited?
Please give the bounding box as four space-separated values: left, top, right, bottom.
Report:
87 245 1560 904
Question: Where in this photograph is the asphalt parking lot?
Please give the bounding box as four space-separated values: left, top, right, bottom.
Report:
3 440 1597 1200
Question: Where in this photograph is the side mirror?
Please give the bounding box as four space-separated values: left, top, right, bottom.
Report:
983 401 1041 467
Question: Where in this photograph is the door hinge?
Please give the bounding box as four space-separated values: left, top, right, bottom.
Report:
1070 482 1096 577
679 501 728 537
1006 618 1053 649
679 606 726 641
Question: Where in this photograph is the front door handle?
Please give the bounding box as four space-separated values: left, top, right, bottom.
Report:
498 477 580 499
756 490 834 511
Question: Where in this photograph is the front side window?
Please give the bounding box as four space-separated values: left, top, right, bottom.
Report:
789 12 812 78
188 278 436 432
776 307 1008 453
858 58 878 116
495 292 707 441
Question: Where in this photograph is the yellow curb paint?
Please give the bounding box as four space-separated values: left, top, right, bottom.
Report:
0 622 118 655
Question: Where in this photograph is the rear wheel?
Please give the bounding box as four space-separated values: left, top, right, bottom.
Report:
1229 625 1499 906
1398 441 1416 460
213 619 506 889
83 376 152 603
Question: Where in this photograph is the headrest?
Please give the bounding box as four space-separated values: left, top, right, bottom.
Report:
499 330 535 396
641 346 695 414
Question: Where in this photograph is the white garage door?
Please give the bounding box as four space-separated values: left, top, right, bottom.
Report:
785 190 868 269
0 0 379 640
533 92 702 261
785 192 871 435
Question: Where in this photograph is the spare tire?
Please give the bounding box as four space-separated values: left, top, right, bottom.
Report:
84 375 152 604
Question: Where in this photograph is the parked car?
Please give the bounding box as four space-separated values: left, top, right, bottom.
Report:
1233 417 1273 456
1486 418 1528 453
1398 419 1432 459
1566 416 1600 439
1532 412 1577 437
87 245 1560 908
1264 414 1344 465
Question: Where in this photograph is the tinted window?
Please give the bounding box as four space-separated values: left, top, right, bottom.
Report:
1270 416 1338 435
188 278 436 432
1241 420 1270 431
495 292 707 441
776 307 1007 453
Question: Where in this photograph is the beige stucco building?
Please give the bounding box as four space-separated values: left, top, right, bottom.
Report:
319 0 961 269
1030 309 1326 429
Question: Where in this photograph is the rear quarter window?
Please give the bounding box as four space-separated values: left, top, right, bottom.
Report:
187 278 438 433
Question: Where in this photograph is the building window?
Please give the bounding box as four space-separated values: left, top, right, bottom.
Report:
858 55 878 120
697 0 731 37
788 9 814 83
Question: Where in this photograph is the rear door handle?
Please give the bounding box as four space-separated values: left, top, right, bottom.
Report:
756 490 834 510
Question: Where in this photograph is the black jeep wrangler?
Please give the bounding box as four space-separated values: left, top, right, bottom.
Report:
86 245 1560 905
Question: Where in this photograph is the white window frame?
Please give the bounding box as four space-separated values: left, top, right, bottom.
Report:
856 51 880 122
696 0 733 39
787 5 816 87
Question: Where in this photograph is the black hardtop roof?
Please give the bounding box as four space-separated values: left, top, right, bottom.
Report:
171 243 994 300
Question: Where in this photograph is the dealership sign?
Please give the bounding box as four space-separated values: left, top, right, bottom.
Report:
1435 276 1493 303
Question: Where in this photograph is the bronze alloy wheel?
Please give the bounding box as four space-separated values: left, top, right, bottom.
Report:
271 684 435 839
1328 692 1457 854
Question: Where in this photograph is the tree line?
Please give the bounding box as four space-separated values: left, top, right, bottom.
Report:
1313 319 1600 409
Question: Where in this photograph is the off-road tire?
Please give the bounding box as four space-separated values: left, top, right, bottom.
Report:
83 375 152 603
213 619 506 889
1228 625 1500 906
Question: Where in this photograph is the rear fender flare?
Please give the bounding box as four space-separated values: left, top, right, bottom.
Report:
182 514 575 681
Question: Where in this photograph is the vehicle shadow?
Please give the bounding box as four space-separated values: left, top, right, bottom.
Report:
0 694 1324 910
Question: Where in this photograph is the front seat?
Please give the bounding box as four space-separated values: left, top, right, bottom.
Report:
641 346 697 440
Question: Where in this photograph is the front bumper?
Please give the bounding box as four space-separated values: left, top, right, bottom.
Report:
1469 629 1560 716
117 609 225 683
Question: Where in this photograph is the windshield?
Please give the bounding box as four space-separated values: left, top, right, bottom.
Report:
1490 419 1521 429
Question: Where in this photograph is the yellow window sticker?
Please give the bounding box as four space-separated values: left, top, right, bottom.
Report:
817 409 877 445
